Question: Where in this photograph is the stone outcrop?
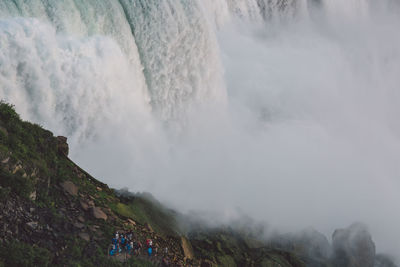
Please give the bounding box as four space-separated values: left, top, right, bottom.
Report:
375 254 398 267
61 181 78 196
181 236 194 260
57 136 69 156
78 232 90 242
79 200 89 211
26 221 38 230
74 222 85 229
332 223 375 267
91 207 107 221
296 228 331 260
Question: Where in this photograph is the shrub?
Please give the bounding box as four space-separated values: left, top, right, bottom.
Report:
0 102 20 123
0 170 33 199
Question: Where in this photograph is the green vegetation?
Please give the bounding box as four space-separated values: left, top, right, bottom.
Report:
0 169 33 199
114 193 179 237
0 101 58 205
0 238 155 267
126 257 155 267
0 102 57 172
110 202 136 219
217 255 237 267
0 240 52 267
0 102 165 267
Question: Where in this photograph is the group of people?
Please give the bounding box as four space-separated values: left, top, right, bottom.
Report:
109 231 163 258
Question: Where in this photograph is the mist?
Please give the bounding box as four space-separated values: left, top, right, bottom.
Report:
76 1 400 257
0 0 399 260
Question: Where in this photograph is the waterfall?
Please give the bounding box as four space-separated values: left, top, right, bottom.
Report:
118 0 227 121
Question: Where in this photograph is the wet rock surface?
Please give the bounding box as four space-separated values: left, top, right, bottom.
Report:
332 223 375 267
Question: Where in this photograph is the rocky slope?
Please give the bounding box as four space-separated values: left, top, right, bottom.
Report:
0 102 187 266
0 102 398 267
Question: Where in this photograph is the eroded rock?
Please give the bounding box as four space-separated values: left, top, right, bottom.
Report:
332 223 375 267
127 219 136 226
1 157 9 164
74 222 85 229
29 191 36 201
78 232 90 242
57 136 69 156
26 221 38 230
181 236 194 260
91 207 107 221
87 200 94 207
79 200 89 211
61 181 78 196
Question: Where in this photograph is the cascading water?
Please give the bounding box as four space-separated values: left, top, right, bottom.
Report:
118 0 227 121
0 0 399 260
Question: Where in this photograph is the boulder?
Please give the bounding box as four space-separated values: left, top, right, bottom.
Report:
91 207 107 221
332 223 375 267
181 236 194 260
78 232 90 242
87 200 95 207
61 181 78 196
89 225 99 232
29 191 36 201
79 201 89 211
73 222 85 229
57 136 69 156
1 157 9 164
12 164 22 174
295 227 331 259
26 221 38 230
127 219 136 226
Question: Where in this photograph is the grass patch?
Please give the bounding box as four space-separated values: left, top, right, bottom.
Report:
110 202 136 219
126 257 155 267
217 255 237 267
0 240 52 267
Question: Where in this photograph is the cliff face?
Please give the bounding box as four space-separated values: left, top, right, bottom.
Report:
0 102 397 267
0 102 186 267
0 102 305 267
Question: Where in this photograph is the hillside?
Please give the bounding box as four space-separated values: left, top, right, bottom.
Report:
0 102 397 267
0 102 305 266
0 101 190 266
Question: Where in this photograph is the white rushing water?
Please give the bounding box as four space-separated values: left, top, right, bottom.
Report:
0 0 400 259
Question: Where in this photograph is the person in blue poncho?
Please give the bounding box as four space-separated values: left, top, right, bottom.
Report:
126 240 132 254
109 244 117 256
120 235 126 251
